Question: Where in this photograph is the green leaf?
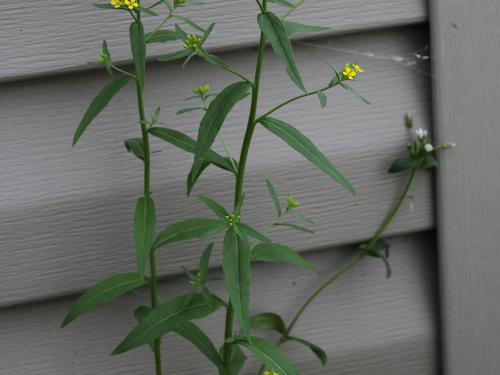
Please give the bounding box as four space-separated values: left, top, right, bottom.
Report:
146 29 180 44
266 179 282 217
273 222 314 234
173 322 225 373
174 15 207 33
72 75 132 146
287 336 327 365
92 3 115 9
251 243 317 272
113 293 223 355
221 344 247 375
130 22 147 90
258 12 306 92
223 230 251 336
191 82 251 177
236 223 270 243
388 157 412 173
188 161 210 196
283 20 330 36
250 312 286 334
134 197 157 277
125 138 145 161
420 153 438 170
198 243 213 282
149 127 236 173
177 107 205 115
137 6 158 16
237 336 299 375
318 90 327 108
259 117 355 195
153 218 226 250
198 195 229 219
158 50 192 62
133 306 154 350
62 273 148 327
268 0 295 7
340 82 370 104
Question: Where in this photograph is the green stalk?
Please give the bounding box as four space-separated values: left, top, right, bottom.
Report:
135 8 163 375
224 0 268 371
257 167 418 374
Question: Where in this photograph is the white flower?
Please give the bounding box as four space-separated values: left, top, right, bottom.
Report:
414 128 428 139
424 143 434 152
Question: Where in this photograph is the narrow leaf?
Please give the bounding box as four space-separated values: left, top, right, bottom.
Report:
191 82 251 177
198 195 229 219
221 344 247 375
92 3 115 9
146 29 180 44
174 15 207 33
273 222 314 234
133 306 154 350
173 322 225 373
237 223 270 243
238 336 299 375
177 107 205 115
134 197 156 277
340 82 370 104
62 273 148 327
259 117 355 195
223 230 251 336
318 90 327 108
125 138 145 161
137 6 158 16
113 293 223 355
130 22 147 89
250 312 286 334
269 0 295 7
149 127 235 172
287 336 327 365
266 179 282 217
258 12 306 92
198 243 214 281
283 20 330 36
158 50 192 62
73 75 132 146
251 243 317 272
153 218 226 250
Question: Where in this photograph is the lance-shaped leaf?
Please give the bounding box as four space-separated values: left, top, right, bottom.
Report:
237 336 299 375
134 197 156 277
198 243 214 281
388 157 413 173
268 0 295 7
283 20 330 36
149 127 237 173
251 243 317 272
223 230 251 336
72 75 132 146
130 22 147 89
273 222 314 234
113 293 223 355
173 322 225 373
158 50 192 62
62 273 148 328
266 179 282 217
198 195 229 219
125 138 145 161
259 117 355 195
258 12 306 93
236 223 270 243
221 344 247 375
133 306 154 350
287 336 328 365
153 218 226 250
318 90 327 108
145 29 180 44
191 81 251 177
250 312 286 334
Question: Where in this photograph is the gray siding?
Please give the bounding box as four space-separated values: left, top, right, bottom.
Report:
0 1 436 374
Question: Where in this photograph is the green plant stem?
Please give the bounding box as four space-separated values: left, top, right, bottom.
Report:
257 84 333 121
135 9 163 375
223 1 268 371
256 167 418 375
369 167 417 247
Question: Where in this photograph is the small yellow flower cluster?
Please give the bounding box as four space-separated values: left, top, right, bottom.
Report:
183 34 203 51
264 371 279 375
225 214 241 227
342 63 364 80
287 196 300 209
110 0 138 10
174 0 187 6
193 84 210 97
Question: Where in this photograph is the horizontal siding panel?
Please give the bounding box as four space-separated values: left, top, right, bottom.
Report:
0 233 438 375
1 0 427 81
0 26 433 307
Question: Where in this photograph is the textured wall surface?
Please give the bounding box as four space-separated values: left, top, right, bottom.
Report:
0 0 437 374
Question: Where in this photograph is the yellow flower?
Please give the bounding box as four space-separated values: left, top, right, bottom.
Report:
124 0 139 9
263 371 279 375
110 0 121 8
342 63 364 80
193 84 210 97
287 195 300 209
183 34 203 51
